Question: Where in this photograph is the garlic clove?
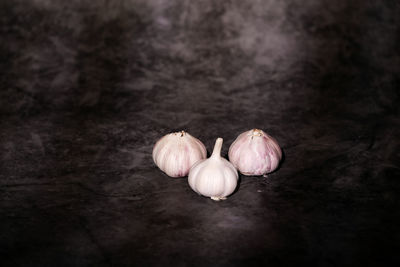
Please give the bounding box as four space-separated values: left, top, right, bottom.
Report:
188 138 238 201
152 131 207 177
228 129 282 176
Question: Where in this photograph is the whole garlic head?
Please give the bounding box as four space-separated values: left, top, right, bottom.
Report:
228 129 282 176
188 138 238 201
153 131 207 177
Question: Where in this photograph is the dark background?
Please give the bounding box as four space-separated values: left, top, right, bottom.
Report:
1 0 399 266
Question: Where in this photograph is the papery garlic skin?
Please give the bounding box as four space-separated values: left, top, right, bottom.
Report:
188 138 238 201
228 129 282 176
153 131 207 177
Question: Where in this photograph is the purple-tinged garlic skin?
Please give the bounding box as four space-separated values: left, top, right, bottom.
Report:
228 129 282 176
153 131 207 177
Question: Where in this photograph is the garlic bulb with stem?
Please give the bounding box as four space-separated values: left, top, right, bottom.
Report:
188 138 238 201
153 131 207 177
228 129 282 176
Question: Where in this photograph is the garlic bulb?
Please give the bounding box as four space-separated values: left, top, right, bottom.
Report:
228 129 282 176
188 138 238 201
153 131 207 177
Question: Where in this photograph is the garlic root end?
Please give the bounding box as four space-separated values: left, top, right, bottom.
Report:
211 196 226 201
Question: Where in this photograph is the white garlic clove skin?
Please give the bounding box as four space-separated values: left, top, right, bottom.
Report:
188 138 238 201
152 131 207 177
228 129 282 176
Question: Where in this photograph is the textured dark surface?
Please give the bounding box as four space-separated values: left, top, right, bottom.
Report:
1 0 399 266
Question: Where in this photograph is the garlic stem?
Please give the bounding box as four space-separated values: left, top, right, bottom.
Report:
252 129 263 136
211 138 223 158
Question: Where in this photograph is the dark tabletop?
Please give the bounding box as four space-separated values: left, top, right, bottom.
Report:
1 0 399 266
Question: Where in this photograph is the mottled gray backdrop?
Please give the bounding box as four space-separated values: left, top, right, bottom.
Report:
1 0 399 266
